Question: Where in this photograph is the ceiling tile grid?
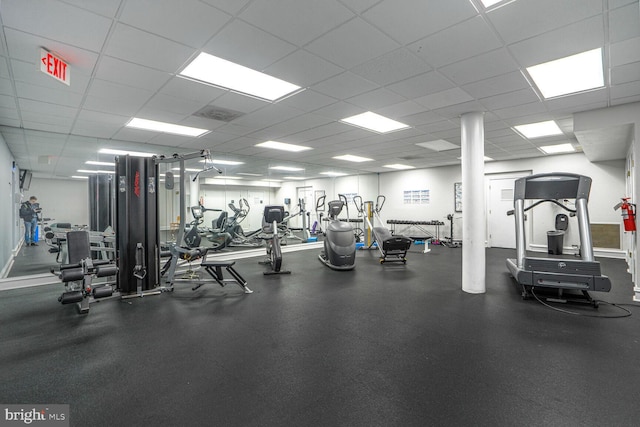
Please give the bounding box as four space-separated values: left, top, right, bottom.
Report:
0 0 637 179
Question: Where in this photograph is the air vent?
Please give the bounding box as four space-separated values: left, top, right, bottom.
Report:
193 105 245 122
398 155 425 160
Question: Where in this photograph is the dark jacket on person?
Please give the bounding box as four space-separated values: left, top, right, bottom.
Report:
19 202 37 222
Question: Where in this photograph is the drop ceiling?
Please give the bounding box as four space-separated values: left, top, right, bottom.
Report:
0 0 639 179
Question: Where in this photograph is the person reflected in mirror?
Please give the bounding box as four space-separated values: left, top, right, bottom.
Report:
19 196 40 246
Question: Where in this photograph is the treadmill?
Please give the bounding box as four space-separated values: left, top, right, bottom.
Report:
506 173 611 305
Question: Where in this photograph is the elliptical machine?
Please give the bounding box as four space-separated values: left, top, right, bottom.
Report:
317 195 356 271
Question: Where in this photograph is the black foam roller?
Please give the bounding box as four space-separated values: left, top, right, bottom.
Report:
59 291 83 304
60 268 84 282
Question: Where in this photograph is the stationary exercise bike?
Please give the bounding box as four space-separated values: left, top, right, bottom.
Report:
260 205 290 275
184 205 231 250
317 196 356 271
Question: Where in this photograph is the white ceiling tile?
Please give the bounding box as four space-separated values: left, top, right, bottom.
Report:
414 87 474 110
611 80 640 101
402 111 448 127
611 61 640 85
479 88 539 111
209 92 268 115
545 89 608 114
203 20 297 70
286 122 351 143
110 128 157 143
277 90 338 113
311 72 378 99
240 0 355 46
96 57 172 91
0 58 9 80
433 100 487 120
233 104 304 130
338 0 383 14
144 93 209 117
363 0 477 44
265 50 344 88
249 114 335 141
350 48 431 86
120 0 231 48
105 24 195 72
306 18 400 69
609 2 640 43
160 77 226 105
134 108 193 125
2 0 112 52
487 0 603 44
18 98 77 118
439 49 520 86
346 88 406 110
610 37 640 67
56 0 121 18
377 101 427 119
508 16 604 68
15 81 84 109
493 102 549 121
313 101 367 121
200 0 252 15
462 71 530 99
387 71 454 99
409 16 501 68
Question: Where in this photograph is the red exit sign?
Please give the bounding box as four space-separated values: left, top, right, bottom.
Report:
40 48 70 85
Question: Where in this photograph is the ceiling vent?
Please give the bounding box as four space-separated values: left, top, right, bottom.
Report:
398 155 425 160
193 105 245 122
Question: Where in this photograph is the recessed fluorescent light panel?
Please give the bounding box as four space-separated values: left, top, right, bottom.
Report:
256 141 312 152
237 172 262 177
99 148 156 158
513 120 563 139
179 52 302 102
85 161 115 166
340 111 410 134
320 171 347 177
383 164 415 170
526 48 604 99
416 139 459 151
269 166 305 172
71 175 89 179
539 143 576 154
333 154 373 163
126 118 209 137
283 176 307 180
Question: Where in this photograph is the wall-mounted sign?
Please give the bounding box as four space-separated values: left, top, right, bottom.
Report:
40 48 69 85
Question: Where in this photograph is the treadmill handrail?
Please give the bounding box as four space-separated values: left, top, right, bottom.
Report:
506 199 576 216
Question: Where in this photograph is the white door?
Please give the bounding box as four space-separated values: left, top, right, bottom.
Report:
487 176 521 248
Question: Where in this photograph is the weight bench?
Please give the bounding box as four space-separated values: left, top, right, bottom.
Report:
196 252 253 294
56 230 119 314
372 226 412 264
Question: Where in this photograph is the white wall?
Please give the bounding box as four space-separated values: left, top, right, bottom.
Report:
27 178 90 227
0 133 20 277
379 152 625 250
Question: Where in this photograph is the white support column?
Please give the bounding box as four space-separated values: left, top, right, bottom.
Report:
461 112 486 294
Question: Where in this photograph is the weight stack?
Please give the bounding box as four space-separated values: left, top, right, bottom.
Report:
115 155 159 293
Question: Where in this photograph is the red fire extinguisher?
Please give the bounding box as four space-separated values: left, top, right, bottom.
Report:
614 197 636 232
